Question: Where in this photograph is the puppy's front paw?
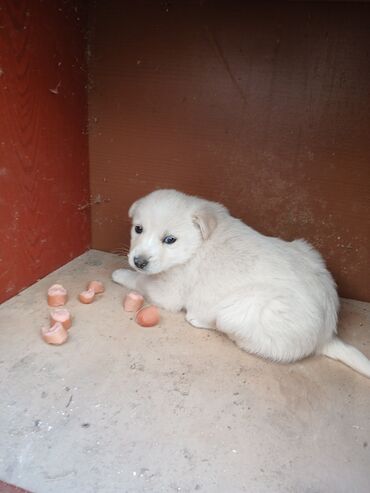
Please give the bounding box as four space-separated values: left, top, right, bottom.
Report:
112 269 138 289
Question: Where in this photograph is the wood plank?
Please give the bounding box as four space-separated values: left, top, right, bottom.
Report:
0 1 90 303
0 480 30 493
88 0 370 301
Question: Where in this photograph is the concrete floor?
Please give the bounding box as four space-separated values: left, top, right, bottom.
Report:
0 250 369 493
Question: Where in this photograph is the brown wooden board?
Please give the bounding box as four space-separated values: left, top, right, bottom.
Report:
0 480 31 493
88 0 370 301
0 1 90 303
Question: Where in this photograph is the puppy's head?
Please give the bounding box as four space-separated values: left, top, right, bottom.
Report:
127 189 223 275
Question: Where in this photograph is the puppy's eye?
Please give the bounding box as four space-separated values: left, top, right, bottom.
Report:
163 235 177 245
135 225 143 234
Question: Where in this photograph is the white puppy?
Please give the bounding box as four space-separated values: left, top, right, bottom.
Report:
113 189 370 378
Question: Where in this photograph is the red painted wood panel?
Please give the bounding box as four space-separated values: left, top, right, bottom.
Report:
0 1 90 303
0 480 30 493
88 0 370 301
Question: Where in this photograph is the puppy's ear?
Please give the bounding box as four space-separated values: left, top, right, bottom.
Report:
128 199 141 219
193 206 217 240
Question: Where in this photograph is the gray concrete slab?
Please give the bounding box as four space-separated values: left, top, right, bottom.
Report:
0 250 369 493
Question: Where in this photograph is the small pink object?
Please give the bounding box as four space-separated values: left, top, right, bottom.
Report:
87 280 105 294
50 308 72 330
47 284 68 307
124 292 144 312
41 322 68 345
79 289 95 304
135 305 160 327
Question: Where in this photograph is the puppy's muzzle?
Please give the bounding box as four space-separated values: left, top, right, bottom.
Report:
134 256 149 270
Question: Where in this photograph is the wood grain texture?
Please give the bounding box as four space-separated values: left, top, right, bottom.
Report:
0 0 90 303
0 481 30 493
88 0 370 302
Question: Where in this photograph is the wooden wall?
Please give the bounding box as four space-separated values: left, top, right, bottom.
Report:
88 0 370 302
0 1 90 303
1 1 369 303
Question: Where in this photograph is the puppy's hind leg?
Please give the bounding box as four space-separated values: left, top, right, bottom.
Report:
216 285 318 363
185 312 215 330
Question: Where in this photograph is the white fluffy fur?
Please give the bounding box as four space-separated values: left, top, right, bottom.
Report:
112 189 370 378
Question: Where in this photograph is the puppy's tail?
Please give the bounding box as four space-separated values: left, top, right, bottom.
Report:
319 337 370 378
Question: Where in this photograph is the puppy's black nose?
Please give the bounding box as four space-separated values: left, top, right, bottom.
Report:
134 256 149 270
